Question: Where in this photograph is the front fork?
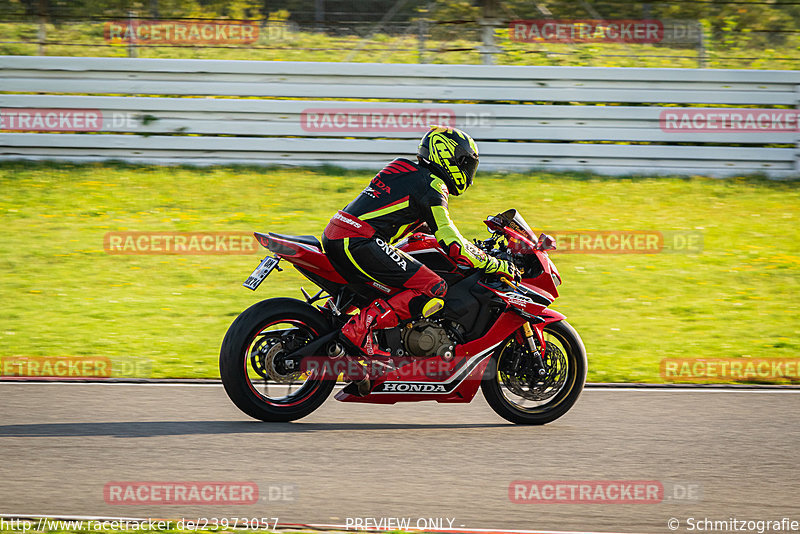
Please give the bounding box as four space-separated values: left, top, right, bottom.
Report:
522 321 548 377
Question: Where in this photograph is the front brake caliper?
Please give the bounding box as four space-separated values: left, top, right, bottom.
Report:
522 322 547 377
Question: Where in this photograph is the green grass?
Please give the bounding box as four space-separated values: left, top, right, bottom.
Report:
0 162 798 383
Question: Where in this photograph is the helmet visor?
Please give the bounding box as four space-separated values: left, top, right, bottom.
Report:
456 152 478 190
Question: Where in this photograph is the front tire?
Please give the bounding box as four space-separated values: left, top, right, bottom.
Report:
481 320 587 425
220 298 336 422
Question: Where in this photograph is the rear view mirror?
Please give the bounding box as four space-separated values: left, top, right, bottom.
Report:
484 215 506 233
537 233 557 251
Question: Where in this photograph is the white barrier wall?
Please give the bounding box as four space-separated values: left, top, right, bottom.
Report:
1 56 798 177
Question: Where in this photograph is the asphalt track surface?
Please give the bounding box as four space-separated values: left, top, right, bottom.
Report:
1 383 799 534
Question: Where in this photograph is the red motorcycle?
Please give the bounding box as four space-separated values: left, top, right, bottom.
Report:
220 209 586 424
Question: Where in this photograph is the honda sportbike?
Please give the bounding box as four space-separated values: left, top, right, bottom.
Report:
220 209 586 424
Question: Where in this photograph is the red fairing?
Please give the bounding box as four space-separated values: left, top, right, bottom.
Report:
258 233 348 285
400 233 476 270
398 233 443 254
397 233 459 272
521 279 555 303
504 226 537 255
525 272 558 299
457 310 525 358
537 308 567 324
527 250 560 298
336 310 524 404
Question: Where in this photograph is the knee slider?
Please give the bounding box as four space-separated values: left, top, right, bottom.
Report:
421 298 445 318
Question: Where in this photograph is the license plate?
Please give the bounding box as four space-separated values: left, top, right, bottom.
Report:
243 256 280 291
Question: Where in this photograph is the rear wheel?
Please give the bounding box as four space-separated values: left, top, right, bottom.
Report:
481 320 586 425
220 298 336 422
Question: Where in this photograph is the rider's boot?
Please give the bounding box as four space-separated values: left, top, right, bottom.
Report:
339 299 399 396
340 299 397 358
339 293 444 396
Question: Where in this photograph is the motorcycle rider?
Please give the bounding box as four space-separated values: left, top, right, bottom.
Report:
322 126 519 369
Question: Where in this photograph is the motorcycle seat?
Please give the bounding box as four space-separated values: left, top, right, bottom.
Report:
268 232 322 250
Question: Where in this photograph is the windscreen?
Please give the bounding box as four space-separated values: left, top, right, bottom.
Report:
495 208 537 242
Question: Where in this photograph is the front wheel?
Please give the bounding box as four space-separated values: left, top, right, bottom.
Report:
481 320 587 425
220 298 336 422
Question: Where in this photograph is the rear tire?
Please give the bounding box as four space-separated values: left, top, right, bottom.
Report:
481 320 587 425
220 298 336 422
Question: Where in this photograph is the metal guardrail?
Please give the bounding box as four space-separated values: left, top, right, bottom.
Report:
1 56 798 177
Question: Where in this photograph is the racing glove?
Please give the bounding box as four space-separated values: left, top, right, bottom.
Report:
484 256 521 283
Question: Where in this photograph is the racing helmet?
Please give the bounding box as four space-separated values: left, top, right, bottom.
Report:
417 125 479 196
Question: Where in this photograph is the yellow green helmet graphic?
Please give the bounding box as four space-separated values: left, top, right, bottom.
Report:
417 125 479 196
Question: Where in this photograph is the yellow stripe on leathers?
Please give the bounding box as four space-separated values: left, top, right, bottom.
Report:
361 200 410 221
343 237 381 283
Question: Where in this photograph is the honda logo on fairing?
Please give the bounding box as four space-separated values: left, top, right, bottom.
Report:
381 382 447 393
502 292 536 308
371 348 498 395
